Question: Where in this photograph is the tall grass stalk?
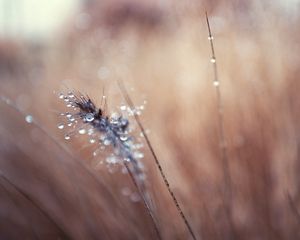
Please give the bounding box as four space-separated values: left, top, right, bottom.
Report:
117 79 198 240
205 12 236 239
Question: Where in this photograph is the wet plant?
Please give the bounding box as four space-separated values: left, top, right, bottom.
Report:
57 91 162 239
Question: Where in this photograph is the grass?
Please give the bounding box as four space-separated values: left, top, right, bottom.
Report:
1 1 300 239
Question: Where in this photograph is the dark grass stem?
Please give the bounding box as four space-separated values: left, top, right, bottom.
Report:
205 12 236 238
117 79 198 240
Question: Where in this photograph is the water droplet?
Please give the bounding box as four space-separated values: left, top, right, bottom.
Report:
120 105 127 111
133 143 144 149
213 81 220 87
120 135 128 141
59 93 64 99
93 151 97 156
134 152 144 159
89 138 96 143
25 115 33 123
106 155 118 164
68 92 75 98
68 123 73 127
69 116 75 122
208 36 214 40
64 134 70 140
210 58 216 63
57 123 64 129
64 96 69 102
103 139 111 146
78 128 86 134
111 112 119 119
136 110 141 115
66 103 72 107
66 113 72 118
88 129 94 135
120 118 128 127
85 113 94 122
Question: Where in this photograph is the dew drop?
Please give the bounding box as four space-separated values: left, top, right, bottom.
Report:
120 135 128 141
89 138 96 143
208 36 214 40
66 103 72 108
25 115 33 123
66 113 72 118
213 81 220 87
210 58 216 63
68 123 73 127
68 92 75 98
59 93 64 99
64 134 70 140
134 152 144 159
103 139 111 146
57 123 64 129
111 112 119 119
136 110 141 115
85 113 94 122
106 155 118 164
120 105 127 111
88 129 94 135
78 128 86 134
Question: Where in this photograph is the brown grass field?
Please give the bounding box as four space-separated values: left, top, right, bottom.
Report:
1 0 300 239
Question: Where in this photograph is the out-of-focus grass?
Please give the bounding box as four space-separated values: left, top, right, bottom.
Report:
1 0 300 239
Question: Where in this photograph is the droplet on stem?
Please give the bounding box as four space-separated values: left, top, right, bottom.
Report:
78 128 86 134
64 134 70 140
25 115 33 123
213 81 220 87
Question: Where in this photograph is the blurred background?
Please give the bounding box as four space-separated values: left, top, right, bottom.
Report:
1 0 300 239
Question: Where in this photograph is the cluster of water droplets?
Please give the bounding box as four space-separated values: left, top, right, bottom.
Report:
57 91 146 177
